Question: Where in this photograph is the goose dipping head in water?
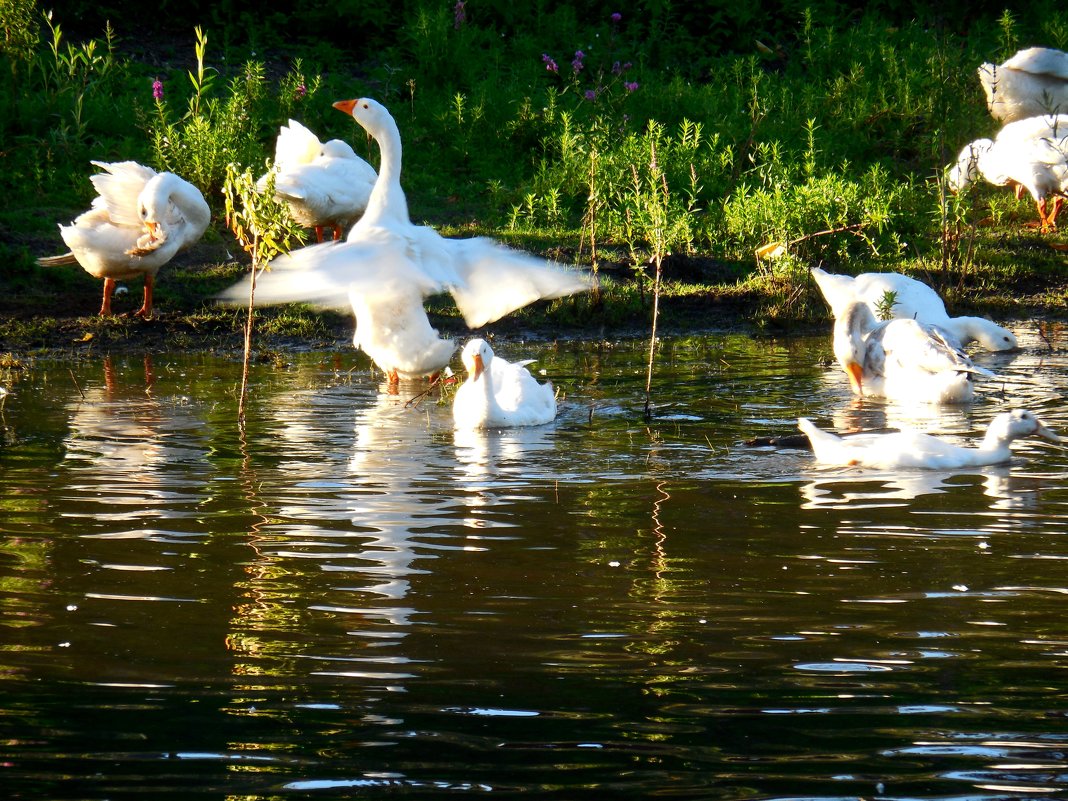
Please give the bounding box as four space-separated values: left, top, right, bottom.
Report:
811 266 1017 352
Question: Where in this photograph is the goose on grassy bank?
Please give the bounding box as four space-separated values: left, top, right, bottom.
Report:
947 114 1068 232
979 47 1068 124
259 119 377 242
37 161 210 318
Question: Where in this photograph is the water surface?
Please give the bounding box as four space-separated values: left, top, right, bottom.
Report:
1 326 1066 799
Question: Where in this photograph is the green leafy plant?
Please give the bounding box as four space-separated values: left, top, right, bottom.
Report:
222 162 306 419
146 28 322 205
1 0 39 69
874 289 899 321
623 139 695 421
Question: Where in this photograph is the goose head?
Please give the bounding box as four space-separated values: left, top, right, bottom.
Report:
134 173 179 249
989 409 1061 445
967 319 1018 352
832 301 878 395
461 338 493 382
320 138 359 160
947 139 993 192
333 97 392 138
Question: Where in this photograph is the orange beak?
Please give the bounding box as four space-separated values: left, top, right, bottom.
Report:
845 362 864 396
145 220 159 240
333 99 357 115
472 353 484 382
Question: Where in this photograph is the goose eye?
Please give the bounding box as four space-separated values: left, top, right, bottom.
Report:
362 102 369 109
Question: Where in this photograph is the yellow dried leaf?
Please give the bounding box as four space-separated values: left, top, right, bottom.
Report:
755 242 786 260
75 332 94 343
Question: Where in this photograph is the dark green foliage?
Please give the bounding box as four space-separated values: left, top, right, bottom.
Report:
4 0 1068 331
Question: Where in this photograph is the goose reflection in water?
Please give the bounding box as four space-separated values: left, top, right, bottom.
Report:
259 377 567 621
64 355 163 476
799 463 1053 514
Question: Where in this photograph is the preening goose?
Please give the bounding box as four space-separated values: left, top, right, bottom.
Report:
37 161 210 318
832 301 994 404
260 119 377 242
811 267 1017 351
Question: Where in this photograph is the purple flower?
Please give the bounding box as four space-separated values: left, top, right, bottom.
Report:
612 61 622 75
572 50 585 73
454 0 466 28
624 81 639 92
610 12 622 22
622 61 632 71
294 82 307 100
542 53 559 73
152 79 164 101
584 89 597 101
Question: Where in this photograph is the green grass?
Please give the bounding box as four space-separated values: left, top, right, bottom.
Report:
2 1 1068 354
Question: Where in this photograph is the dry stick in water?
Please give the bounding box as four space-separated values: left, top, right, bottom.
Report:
238 249 259 420
643 146 668 423
643 251 663 422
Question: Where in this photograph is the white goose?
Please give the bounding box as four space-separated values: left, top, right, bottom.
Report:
259 119 377 242
37 161 210 318
453 339 557 428
221 97 588 385
799 409 1060 469
979 47 1068 124
947 114 1068 231
832 300 994 404
811 267 1017 351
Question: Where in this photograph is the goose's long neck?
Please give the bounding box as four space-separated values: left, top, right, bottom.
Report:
980 426 1013 453
476 368 499 412
159 174 211 229
974 424 1014 464
976 142 1012 186
365 118 409 225
834 303 873 366
473 361 506 422
946 317 995 347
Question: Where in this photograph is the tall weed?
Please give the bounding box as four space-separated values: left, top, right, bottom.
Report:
145 28 323 206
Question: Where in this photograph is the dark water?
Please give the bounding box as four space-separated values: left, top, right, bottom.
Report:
1 325 1067 800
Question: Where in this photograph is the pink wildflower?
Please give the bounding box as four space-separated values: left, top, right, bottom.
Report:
152 79 164 101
